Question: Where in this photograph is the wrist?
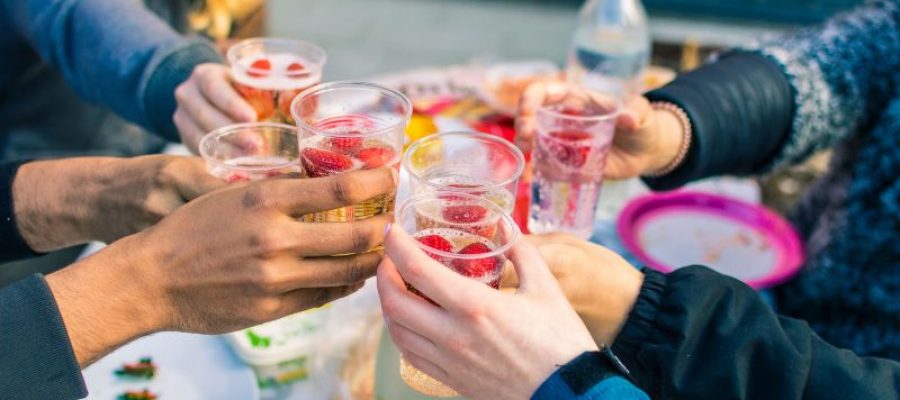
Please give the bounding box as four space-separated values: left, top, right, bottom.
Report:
645 107 689 176
579 269 644 345
46 233 164 366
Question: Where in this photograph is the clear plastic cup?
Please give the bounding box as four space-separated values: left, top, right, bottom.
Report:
227 38 327 124
395 193 520 397
291 81 412 222
403 132 525 214
528 91 620 239
199 122 301 183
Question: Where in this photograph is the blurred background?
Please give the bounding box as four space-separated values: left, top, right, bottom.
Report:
203 0 860 79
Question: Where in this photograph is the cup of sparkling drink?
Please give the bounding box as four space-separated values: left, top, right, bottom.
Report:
291 81 412 222
403 131 525 214
227 38 326 124
396 192 520 397
199 122 302 183
528 92 619 239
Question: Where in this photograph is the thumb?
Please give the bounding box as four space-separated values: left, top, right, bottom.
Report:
507 238 557 294
176 158 227 200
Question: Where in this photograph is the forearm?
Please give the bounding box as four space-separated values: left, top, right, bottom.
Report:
2 0 221 140
45 233 161 367
12 158 120 252
612 267 900 399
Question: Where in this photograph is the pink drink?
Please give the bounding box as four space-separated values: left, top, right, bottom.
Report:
529 101 618 239
200 123 300 183
228 39 326 124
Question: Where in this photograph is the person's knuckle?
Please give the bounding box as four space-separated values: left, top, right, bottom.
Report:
380 294 402 319
444 335 469 354
458 301 487 323
251 230 288 255
255 297 283 317
174 84 189 103
349 224 376 253
328 176 358 204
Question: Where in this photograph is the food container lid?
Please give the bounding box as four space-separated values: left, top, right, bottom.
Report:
225 308 329 366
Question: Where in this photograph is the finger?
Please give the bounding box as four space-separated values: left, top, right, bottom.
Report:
280 282 364 314
256 167 398 215
385 317 444 368
499 262 519 290
274 251 382 290
384 226 497 310
401 350 453 392
377 256 452 340
291 213 391 257
198 65 257 122
178 82 238 132
173 108 207 154
507 238 558 294
173 157 227 200
615 96 649 131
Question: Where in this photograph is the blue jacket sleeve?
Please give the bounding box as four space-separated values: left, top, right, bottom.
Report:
532 352 650 400
0 275 86 399
0 0 222 141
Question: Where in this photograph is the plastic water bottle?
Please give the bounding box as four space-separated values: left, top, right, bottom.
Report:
567 0 651 97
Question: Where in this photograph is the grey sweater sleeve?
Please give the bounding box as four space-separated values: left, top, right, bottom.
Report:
0 275 86 399
0 0 223 141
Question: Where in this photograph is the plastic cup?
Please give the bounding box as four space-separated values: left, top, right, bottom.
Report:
395 193 520 397
528 91 619 239
227 38 326 124
291 81 412 222
199 122 301 183
403 132 525 214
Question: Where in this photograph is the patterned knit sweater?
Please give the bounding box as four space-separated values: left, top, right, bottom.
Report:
749 0 900 359
648 0 900 359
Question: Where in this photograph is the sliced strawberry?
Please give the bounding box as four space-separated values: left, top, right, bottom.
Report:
416 234 453 253
326 136 364 154
441 205 488 224
248 58 272 78
549 130 592 168
287 62 307 74
452 242 501 278
356 146 397 169
301 148 353 178
234 83 276 120
225 171 251 183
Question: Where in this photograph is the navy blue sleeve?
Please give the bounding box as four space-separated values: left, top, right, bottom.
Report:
642 51 794 190
532 352 650 400
0 0 223 141
1 161 41 262
0 275 86 399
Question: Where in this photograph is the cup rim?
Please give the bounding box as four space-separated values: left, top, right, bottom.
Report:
402 131 526 192
199 122 299 172
291 81 413 139
536 99 622 122
226 37 328 77
398 192 521 260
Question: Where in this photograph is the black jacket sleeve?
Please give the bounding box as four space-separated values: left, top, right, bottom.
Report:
643 51 794 190
0 275 86 399
612 267 900 399
1 161 41 262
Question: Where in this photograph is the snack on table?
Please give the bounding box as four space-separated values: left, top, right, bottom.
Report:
118 389 157 400
480 61 561 115
114 357 156 380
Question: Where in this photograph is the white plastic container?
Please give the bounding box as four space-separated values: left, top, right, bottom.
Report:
224 307 330 389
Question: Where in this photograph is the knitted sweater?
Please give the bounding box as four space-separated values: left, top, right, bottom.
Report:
647 0 900 359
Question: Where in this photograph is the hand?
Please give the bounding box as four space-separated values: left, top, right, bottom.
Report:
13 155 225 251
174 63 257 152
46 167 397 366
378 228 598 400
515 82 684 179
502 233 644 346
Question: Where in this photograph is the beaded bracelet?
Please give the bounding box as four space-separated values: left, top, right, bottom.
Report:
644 101 693 178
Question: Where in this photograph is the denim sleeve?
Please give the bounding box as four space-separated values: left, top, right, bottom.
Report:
0 275 86 400
532 352 650 400
0 0 222 141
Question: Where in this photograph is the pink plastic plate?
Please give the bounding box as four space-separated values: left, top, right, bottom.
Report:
617 191 805 289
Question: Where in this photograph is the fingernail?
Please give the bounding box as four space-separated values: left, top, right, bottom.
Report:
390 167 399 186
383 221 393 237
